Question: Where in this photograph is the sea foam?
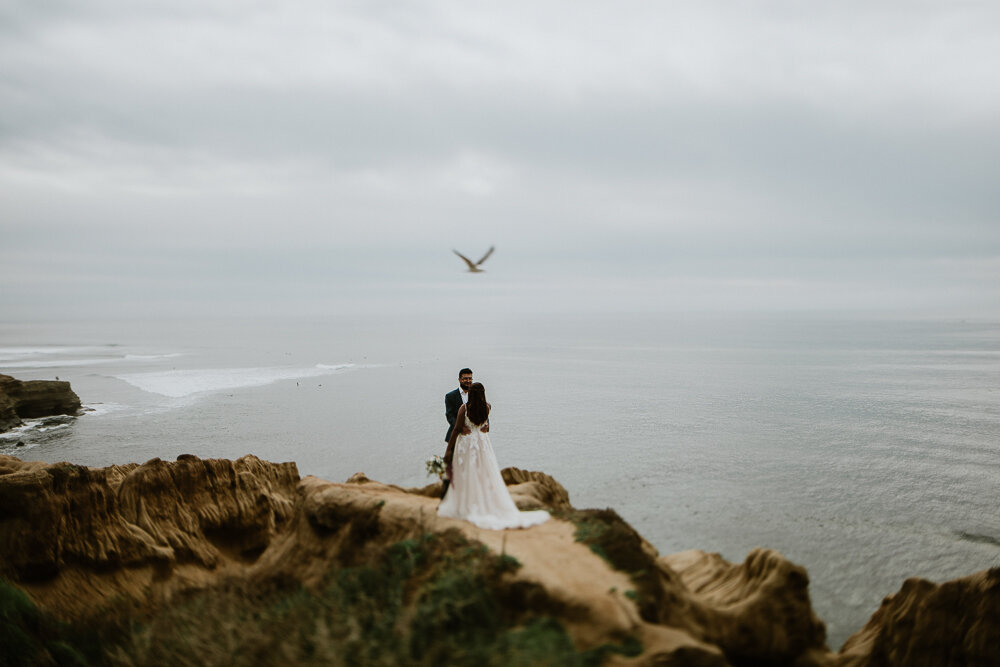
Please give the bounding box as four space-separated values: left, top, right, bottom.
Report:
0 346 79 358
0 346 185 370
0 415 75 440
124 353 186 361
2 358 121 369
0 345 112 365
114 364 353 398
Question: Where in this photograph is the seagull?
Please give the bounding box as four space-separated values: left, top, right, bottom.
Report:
453 246 494 273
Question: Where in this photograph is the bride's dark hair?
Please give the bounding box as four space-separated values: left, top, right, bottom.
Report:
466 382 489 425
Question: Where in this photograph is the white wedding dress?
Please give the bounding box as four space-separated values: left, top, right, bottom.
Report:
438 414 550 530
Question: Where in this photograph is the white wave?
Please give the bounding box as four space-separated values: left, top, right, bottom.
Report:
0 422 37 440
0 415 75 440
124 353 186 361
0 346 78 358
1 350 185 370
2 357 120 369
36 422 73 433
0 346 120 365
114 364 353 398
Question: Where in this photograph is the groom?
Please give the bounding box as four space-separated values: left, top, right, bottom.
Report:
444 368 474 444
442 368 487 497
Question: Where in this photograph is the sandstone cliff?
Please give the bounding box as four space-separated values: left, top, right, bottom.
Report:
0 374 82 432
838 569 1000 667
0 454 996 666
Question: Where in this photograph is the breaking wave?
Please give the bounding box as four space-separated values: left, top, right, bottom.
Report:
113 364 353 398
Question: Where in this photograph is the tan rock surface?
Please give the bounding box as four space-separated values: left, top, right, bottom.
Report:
1 453 995 666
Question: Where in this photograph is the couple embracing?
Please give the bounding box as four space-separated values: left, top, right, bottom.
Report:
438 368 549 530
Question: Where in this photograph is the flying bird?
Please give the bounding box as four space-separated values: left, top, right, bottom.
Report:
453 246 495 273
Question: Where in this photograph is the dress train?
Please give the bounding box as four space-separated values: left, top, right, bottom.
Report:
438 416 549 530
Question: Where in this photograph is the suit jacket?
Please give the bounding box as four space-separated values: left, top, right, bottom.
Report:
444 388 464 442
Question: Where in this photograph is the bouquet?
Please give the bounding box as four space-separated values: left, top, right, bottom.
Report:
425 455 448 480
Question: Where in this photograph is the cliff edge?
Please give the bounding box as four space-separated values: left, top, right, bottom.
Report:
0 454 995 666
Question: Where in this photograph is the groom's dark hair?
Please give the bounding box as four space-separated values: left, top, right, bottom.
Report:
459 368 473 377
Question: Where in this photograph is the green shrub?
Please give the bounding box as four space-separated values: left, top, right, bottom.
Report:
0 579 89 666
560 508 670 623
5 530 640 666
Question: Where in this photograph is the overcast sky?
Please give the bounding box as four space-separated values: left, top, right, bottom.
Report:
2 0 998 320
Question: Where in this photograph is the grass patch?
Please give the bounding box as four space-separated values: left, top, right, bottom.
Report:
559 508 675 624
5 530 640 666
0 578 89 666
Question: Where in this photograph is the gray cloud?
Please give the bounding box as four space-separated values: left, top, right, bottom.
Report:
2 1 998 318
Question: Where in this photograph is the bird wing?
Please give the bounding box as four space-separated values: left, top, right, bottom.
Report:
476 246 495 266
453 249 478 270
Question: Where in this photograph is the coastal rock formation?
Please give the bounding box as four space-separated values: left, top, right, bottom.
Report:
0 454 996 666
0 374 82 432
662 548 829 665
838 568 1000 666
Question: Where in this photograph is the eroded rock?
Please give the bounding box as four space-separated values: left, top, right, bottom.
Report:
0 454 995 666
0 374 82 432
838 568 1000 667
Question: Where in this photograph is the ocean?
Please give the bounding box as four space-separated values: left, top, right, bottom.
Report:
2 313 998 649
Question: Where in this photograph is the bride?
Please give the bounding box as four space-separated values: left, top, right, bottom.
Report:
438 382 549 530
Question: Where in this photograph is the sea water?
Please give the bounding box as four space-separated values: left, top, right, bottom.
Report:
1 313 998 649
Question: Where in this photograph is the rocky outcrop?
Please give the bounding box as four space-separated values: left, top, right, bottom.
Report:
838 569 1000 667
0 454 300 618
663 548 829 666
0 374 82 432
0 454 996 666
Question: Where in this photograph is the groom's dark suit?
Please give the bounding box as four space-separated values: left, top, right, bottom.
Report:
441 387 466 499
444 387 464 443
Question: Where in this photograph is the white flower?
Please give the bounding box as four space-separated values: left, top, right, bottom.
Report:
425 455 447 478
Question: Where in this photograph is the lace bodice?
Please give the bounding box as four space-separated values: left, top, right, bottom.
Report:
464 414 487 432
